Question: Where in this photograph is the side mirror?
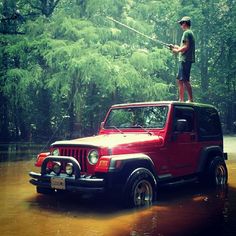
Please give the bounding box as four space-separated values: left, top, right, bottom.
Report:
100 121 105 129
175 119 187 132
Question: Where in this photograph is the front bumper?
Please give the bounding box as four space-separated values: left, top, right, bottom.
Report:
29 155 105 193
29 172 105 193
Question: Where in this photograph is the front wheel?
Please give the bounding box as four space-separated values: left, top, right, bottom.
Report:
124 169 156 208
133 179 153 206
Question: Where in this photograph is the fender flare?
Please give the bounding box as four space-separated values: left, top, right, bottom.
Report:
104 153 158 188
125 167 157 188
108 153 157 175
197 146 224 173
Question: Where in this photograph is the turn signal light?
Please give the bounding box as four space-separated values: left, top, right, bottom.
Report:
95 157 111 172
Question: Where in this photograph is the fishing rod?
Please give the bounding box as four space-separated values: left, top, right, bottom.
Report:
106 16 173 48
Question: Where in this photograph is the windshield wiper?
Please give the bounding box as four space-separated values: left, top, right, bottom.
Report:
134 124 153 136
109 126 123 134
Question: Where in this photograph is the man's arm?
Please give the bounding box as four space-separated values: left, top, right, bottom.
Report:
172 40 189 54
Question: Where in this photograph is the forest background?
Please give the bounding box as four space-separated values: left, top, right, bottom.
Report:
0 0 236 142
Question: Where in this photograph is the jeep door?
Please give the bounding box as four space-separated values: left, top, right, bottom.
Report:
167 106 199 177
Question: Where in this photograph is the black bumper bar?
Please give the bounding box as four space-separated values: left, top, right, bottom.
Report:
29 172 105 193
29 155 105 193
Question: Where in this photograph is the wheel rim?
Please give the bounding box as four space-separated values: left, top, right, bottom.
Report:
133 180 153 207
215 164 227 185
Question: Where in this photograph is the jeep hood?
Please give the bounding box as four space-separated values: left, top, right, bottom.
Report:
51 133 163 148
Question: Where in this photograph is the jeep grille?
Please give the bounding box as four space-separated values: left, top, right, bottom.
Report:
59 147 88 172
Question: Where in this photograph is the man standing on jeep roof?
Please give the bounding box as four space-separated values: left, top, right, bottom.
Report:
172 16 195 103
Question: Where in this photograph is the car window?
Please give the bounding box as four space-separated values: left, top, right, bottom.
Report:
104 106 169 129
173 106 194 132
198 107 221 136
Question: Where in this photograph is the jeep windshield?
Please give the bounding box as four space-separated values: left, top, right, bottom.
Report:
104 106 169 129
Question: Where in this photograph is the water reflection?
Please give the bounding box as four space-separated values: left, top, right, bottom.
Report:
25 183 231 236
0 143 46 162
130 186 230 236
0 137 236 236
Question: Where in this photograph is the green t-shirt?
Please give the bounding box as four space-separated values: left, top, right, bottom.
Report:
179 29 195 63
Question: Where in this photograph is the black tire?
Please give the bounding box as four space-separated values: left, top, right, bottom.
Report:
208 157 228 187
36 186 55 195
124 169 156 208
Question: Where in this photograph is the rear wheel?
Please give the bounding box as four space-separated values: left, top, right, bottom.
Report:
208 157 228 186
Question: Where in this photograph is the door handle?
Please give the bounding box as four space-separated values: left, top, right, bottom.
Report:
190 134 195 141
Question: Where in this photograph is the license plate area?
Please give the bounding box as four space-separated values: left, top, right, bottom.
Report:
51 176 65 190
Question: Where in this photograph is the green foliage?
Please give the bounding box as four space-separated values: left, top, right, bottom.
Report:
0 0 236 141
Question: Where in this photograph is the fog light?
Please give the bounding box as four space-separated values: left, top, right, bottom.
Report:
52 162 61 175
65 162 74 176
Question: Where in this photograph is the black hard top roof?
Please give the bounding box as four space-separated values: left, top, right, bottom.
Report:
111 101 216 109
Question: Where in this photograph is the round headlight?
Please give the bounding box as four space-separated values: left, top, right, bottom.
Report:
52 148 60 156
65 162 74 176
52 162 61 175
88 150 99 165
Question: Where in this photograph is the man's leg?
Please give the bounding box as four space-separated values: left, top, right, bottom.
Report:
184 81 193 102
177 80 184 102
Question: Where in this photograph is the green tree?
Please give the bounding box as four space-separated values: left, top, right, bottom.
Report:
1 0 236 142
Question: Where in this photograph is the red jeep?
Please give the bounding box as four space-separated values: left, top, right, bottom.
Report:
29 101 228 207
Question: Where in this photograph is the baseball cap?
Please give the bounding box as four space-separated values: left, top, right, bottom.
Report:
178 16 191 24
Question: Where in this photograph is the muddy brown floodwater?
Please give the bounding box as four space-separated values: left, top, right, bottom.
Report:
0 136 236 236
